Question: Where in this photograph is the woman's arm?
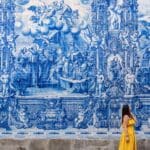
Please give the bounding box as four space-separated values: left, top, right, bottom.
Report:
131 113 137 122
122 115 129 142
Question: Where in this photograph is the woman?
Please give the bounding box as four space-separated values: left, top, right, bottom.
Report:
119 104 137 150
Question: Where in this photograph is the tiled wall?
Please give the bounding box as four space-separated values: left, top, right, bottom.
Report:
0 0 149 138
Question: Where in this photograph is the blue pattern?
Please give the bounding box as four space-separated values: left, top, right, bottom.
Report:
0 0 149 136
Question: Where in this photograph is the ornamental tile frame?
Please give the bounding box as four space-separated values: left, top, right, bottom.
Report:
0 0 149 138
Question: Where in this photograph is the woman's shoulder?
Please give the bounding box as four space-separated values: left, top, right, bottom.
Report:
123 115 130 120
128 118 136 125
123 115 130 123
122 115 130 127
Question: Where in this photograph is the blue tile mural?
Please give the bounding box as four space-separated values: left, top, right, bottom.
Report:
0 0 149 138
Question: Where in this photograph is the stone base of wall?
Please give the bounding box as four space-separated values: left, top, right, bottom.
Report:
0 139 149 150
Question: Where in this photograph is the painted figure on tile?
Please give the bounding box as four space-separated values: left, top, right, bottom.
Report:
130 31 139 49
119 30 129 49
10 63 29 96
125 69 135 95
29 45 39 87
96 71 104 96
75 109 87 128
0 102 9 129
108 0 123 30
0 69 10 97
107 54 123 81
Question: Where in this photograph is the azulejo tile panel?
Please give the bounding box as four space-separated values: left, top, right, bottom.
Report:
0 0 149 138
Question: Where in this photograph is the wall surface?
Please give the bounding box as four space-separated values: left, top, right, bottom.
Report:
0 139 149 150
0 0 149 139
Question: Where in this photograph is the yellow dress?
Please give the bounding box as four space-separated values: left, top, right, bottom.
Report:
119 118 137 150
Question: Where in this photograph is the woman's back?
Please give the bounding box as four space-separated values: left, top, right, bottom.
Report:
127 118 136 134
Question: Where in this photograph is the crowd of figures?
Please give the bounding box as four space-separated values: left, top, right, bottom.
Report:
0 0 99 96
10 43 95 96
0 45 96 97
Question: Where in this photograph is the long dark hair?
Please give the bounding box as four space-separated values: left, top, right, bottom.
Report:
122 104 133 123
